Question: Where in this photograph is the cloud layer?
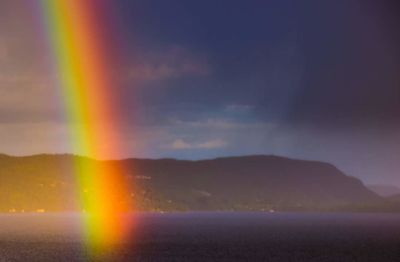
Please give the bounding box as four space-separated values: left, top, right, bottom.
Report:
171 139 227 150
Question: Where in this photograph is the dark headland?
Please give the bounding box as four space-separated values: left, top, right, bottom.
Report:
0 154 398 213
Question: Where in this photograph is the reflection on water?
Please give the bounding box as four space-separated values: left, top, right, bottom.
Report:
0 212 400 261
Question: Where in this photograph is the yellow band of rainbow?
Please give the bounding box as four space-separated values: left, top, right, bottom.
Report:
40 0 133 250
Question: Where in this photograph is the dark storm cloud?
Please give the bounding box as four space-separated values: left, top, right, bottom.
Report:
285 0 400 129
114 0 399 131
114 0 300 116
107 0 400 186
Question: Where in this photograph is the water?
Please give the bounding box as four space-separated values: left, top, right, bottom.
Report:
0 212 399 261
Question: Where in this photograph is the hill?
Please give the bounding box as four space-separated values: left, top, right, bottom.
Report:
0 154 392 212
387 194 400 203
367 184 400 197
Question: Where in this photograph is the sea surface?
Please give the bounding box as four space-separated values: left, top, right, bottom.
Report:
0 212 399 261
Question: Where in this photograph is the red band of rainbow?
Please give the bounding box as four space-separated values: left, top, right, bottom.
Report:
40 0 133 251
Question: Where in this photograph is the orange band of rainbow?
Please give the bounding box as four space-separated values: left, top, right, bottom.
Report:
40 0 133 251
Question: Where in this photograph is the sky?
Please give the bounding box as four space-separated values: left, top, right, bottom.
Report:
0 0 399 186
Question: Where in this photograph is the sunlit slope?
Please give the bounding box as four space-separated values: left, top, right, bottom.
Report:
0 154 391 212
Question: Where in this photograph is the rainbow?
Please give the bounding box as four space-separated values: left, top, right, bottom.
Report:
40 0 133 251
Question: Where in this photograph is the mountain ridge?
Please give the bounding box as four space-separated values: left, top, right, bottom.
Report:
367 184 400 197
0 154 396 213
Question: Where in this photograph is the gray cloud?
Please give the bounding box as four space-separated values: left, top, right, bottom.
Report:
124 46 210 82
170 138 227 150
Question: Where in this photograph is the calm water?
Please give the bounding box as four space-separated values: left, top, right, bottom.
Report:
0 212 399 261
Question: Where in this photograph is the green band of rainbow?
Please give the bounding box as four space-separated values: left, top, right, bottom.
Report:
40 0 133 250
